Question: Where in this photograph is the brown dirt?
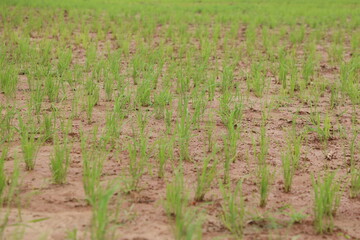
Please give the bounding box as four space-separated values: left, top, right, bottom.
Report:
1 25 360 240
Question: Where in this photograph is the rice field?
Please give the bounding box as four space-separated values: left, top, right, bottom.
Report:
0 0 359 239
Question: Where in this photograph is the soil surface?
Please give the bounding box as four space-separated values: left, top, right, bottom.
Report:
1 5 360 240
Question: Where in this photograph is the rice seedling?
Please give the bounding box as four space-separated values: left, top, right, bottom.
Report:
42 111 56 143
350 168 360 199
351 34 359 53
340 56 360 106
349 130 360 198
290 26 305 45
18 116 41 171
339 61 354 95
136 109 148 136
50 136 71 184
113 93 131 120
0 66 18 98
311 172 341 234
90 182 120 240
223 122 240 184
207 71 216 101
288 58 298 96
245 24 256 55
105 111 123 143
301 54 315 90
57 48 72 77
219 181 245 239
164 169 188 217
191 91 206 129
173 207 203 240
135 79 152 107
195 148 218 201
70 89 81 119
66 229 78 240
156 136 174 179
85 76 100 96
278 50 288 90
85 87 100 123
282 125 303 192
131 55 142 85
124 135 148 192
45 77 61 103
81 133 106 204
329 43 343 66
221 65 234 93
288 124 302 170
0 149 7 199
29 82 44 115
253 113 269 166
177 96 191 161
219 91 243 128
154 89 172 120
204 115 215 153
259 164 271 208
176 70 191 95
247 63 266 97
82 153 104 203
86 44 97 71
284 208 308 226
0 155 21 238
165 107 173 135
104 75 114 102
330 83 339 109
0 106 16 144
281 149 295 194
309 109 332 145
92 60 105 83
